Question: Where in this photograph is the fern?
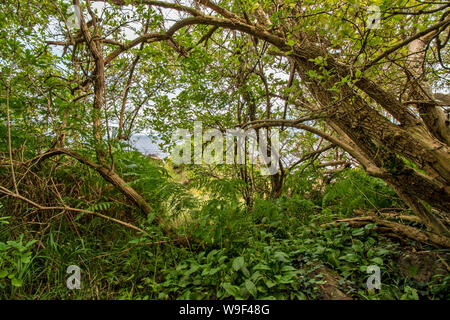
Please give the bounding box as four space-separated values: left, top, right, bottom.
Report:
87 202 114 212
322 169 402 216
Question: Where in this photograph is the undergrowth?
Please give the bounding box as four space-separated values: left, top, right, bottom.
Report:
0 149 448 300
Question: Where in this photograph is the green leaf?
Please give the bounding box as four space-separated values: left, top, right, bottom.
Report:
352 228 365 236
264 278 276 288
253 263 271 271
281 265 297 272
274 251 289 263
244 279 257 298
375 248 390 256
11 277 23 287
339 253 358 263
208 267 222 275
370 257 383 265
222 282 241 298
232 256 245 271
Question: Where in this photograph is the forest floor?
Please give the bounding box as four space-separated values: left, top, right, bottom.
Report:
1 155 449 300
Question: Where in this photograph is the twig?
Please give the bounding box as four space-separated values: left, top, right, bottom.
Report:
0 185 150 237
363 17 450 70
437 254 450 272
5 39 18 194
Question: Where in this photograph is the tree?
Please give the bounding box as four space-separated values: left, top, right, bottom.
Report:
2 0 449 237
119 0 449 235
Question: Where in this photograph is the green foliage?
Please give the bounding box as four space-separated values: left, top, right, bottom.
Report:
0 140 444 301
322 169 401 216
150 244 306 300
1 165 447 300
0 0 448 302
115 150 198 219
0 235 36 291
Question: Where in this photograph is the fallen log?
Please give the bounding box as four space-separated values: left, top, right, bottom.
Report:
322 216 450 248
354 209 423 224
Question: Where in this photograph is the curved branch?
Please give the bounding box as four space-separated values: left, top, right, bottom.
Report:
363 16 450 70
244 118 375 172
0 186 150 236
93 0 202 16
32 148 157 219
105 33 168 65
